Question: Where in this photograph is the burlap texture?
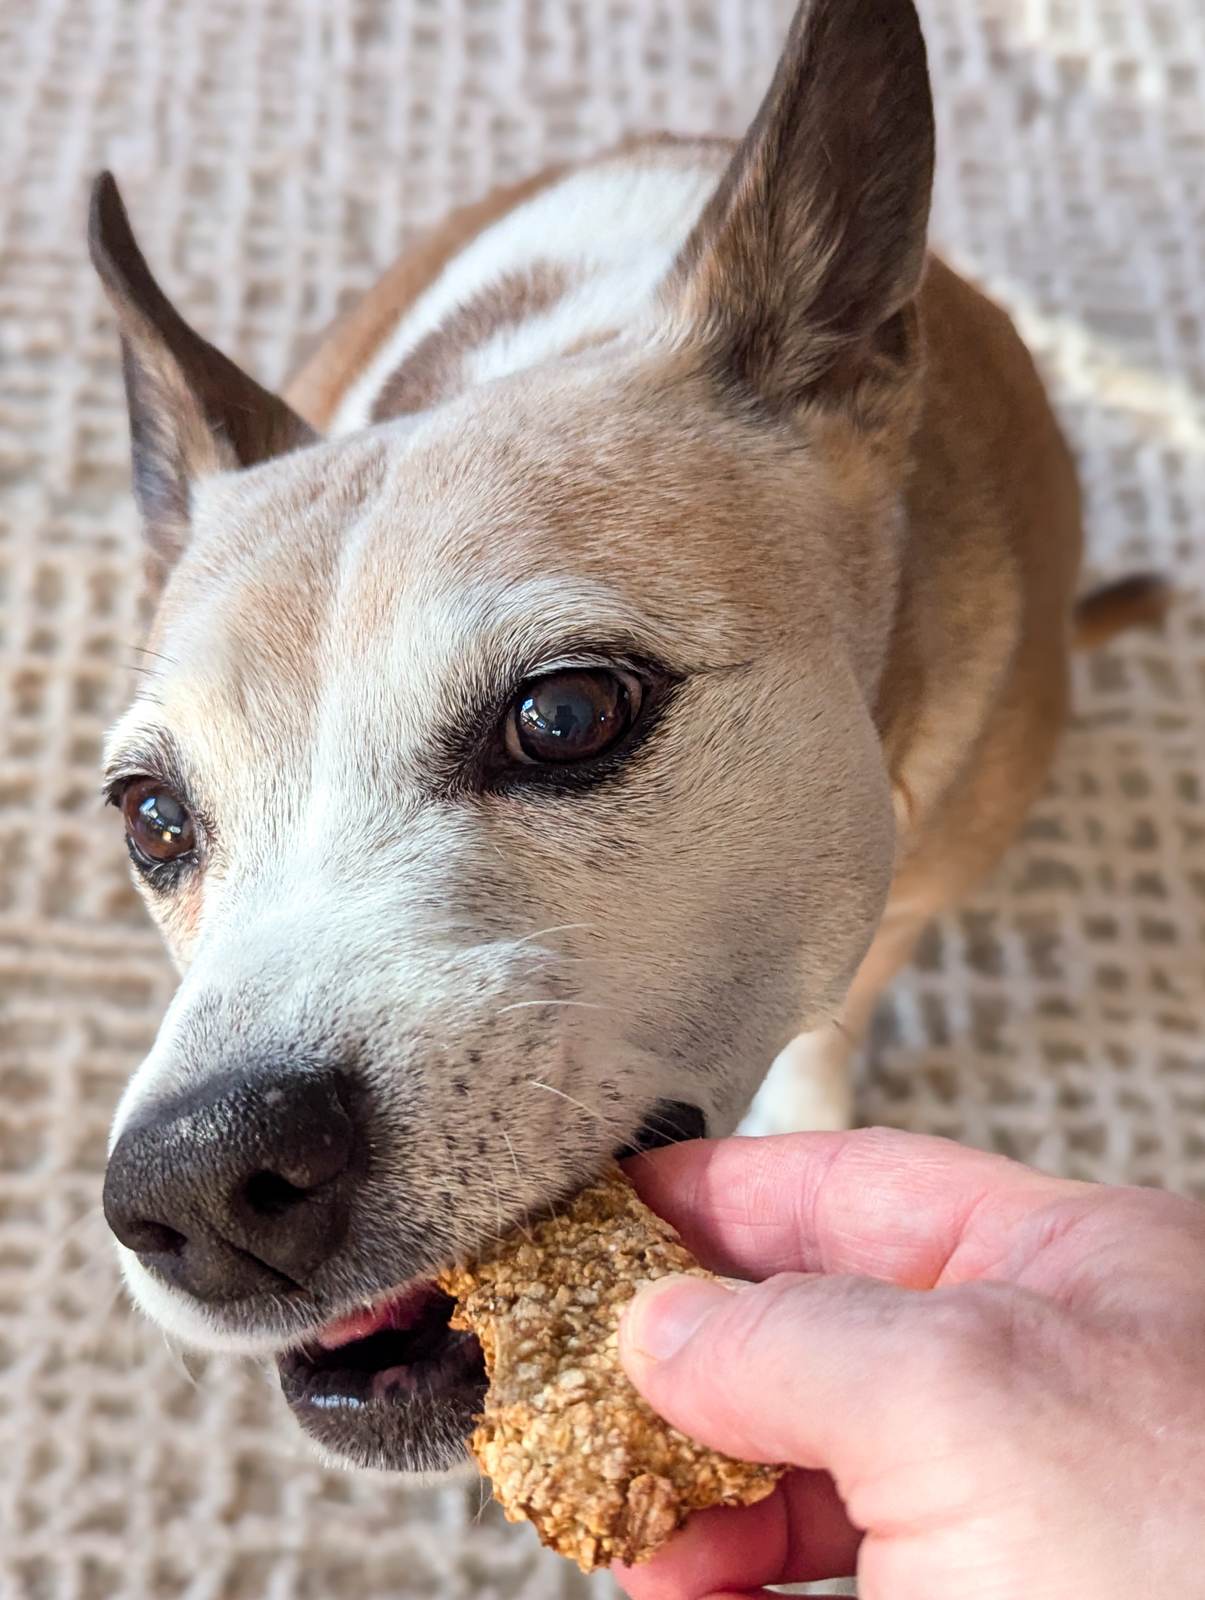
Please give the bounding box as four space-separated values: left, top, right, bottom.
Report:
1 1 1201 1595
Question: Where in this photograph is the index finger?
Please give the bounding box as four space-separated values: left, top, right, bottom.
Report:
624 1127 1076 1287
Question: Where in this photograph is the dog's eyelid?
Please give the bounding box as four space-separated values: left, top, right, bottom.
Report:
603 648 752 683
511 632 665 674
101 765 153 808
100 761 186 809
517 635 731 692
522 650 666 686
529 650 635 674
101 726 194 807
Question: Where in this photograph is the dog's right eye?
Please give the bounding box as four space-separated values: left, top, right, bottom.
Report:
504 668 642 766
120 778 197 864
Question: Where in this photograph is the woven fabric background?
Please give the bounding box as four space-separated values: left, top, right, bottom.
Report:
0 0 1202 1596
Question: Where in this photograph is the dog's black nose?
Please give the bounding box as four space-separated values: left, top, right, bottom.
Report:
103 1068 355 1304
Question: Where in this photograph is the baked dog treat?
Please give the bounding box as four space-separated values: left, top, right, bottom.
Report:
438 1163 782 1571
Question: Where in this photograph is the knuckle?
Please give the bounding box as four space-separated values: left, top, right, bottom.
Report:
1124 1185 1204 1235
921 1283 1015 1366
715 1271 829 1370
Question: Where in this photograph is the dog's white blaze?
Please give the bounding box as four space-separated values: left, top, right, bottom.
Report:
331 155 726 433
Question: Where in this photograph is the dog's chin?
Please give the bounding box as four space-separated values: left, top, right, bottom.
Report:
277 1280 488 1472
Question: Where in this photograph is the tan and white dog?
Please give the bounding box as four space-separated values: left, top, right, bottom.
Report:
92 0 1163 1472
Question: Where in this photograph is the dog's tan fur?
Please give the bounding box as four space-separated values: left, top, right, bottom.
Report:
89 0 1164 1423
288 166 568 428
278 154 1089 1135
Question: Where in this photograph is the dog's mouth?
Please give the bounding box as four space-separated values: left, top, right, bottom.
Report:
274 1101 705 1471
277 1280 487 1470
281 1281 482 1406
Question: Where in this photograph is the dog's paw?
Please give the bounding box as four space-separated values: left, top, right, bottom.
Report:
738 1028 854 1136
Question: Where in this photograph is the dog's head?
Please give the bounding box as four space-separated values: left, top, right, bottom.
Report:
93 0 932 1471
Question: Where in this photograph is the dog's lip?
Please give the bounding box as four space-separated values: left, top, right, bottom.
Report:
277 1277 484 1417
313 1279 441 1351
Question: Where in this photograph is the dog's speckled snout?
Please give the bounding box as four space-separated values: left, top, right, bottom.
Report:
103 1065 357 1305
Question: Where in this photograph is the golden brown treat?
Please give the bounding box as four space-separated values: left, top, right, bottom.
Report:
438 1163 782 1572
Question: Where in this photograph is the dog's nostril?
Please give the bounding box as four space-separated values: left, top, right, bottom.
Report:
243 1170 309 1218
128 1219 186 1256
104 1066 357 1303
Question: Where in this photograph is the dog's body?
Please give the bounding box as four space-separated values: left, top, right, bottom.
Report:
90 0 1161 1473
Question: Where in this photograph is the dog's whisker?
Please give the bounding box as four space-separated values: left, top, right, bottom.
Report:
636 1105 700 1140
511 952 601 967
490 943 608 972
636 1117 693 1147
526 1077 621 1133
484 1157 508 1252
157 1331 202 1386
496 998 607 1015
129 642 179 667
473 1467 491 1525
499 1132 535 1243
526 1078 662 1168
505 922 598 950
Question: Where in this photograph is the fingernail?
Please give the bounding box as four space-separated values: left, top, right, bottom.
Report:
623 1275 738 1363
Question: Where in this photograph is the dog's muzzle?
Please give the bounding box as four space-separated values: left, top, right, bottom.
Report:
103 1078 704 1472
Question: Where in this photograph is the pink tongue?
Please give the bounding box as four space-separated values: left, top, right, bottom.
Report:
317 1282 437 1350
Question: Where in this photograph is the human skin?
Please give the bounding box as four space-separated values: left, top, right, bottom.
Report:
614 1129 1205 1600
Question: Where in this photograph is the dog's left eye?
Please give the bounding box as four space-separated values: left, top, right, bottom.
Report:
504 668 642 765
120 778 197 864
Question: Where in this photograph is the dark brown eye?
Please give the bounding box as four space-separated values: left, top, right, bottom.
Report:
121 778 196 863
505 669 642 765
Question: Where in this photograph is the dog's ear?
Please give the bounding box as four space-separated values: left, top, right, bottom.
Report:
667 0 934 419
88 172 317 575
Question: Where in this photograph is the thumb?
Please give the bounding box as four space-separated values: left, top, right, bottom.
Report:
620 1270 988 1482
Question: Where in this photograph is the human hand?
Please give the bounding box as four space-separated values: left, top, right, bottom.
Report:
616 1128 1205 1599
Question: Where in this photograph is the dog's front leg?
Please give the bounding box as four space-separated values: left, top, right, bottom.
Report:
740 906 932 1135
740 1024 856 1135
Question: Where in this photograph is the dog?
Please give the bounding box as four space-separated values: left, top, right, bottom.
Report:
90 0 1165 1475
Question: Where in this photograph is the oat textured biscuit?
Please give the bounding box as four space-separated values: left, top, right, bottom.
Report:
438 1163 782 1572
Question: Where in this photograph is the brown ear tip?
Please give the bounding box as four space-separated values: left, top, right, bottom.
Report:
87 171 145 299
90 164 122 214
88 167 133 252
790 0 929 77
88 171 116 258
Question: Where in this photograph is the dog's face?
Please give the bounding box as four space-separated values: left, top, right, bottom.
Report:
93 0 933 1471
